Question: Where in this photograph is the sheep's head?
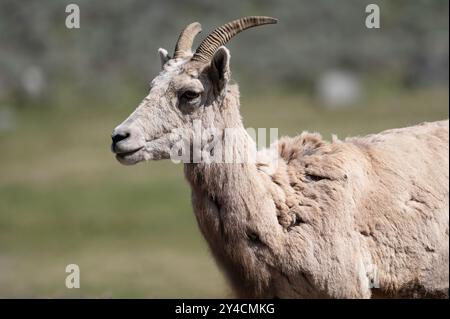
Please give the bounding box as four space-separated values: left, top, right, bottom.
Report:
111 16 277 165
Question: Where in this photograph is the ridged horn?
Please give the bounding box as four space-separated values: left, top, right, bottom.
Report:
173 22 202 59
191 16 277 63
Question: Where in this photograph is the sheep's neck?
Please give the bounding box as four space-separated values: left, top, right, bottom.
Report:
182 84 265 215
183 127 257 197
184 86 260 203
183 88 276 297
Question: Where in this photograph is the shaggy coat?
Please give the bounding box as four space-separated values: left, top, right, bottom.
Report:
111 17 449 297
184 84 449 299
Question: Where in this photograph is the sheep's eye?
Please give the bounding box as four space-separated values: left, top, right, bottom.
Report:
182 90 200 100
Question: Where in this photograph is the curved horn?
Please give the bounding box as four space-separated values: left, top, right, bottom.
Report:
173 22 202 59
191 16 277 63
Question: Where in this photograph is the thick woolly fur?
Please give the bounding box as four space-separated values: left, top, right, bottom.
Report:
113 52 449 299
184 84 449 299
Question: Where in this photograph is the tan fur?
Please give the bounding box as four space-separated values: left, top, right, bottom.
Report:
184 84 449 299
112 41 449 298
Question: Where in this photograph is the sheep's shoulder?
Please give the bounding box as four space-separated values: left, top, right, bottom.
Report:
256 132 354 229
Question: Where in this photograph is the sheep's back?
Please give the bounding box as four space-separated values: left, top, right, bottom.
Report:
347 120 449 297
268 120 448 298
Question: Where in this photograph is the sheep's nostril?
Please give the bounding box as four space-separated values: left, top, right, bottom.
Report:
111 132 130 146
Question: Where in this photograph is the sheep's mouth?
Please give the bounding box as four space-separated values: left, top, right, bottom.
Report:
114 134 170 165
115 147 144 165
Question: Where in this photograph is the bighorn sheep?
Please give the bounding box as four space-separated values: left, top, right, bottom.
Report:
111 16 449 298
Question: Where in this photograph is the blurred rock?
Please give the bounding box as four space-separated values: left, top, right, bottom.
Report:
316 70 363 109
21 66 46 99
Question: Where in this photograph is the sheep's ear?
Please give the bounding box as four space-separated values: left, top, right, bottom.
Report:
209 46 230 92
158 48 170 68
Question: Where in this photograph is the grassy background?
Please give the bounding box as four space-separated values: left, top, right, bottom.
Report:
0 86 448 297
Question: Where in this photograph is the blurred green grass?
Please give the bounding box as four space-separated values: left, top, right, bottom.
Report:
0 86 448 297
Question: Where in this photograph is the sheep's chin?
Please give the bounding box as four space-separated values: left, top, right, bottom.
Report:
115 149 145 165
